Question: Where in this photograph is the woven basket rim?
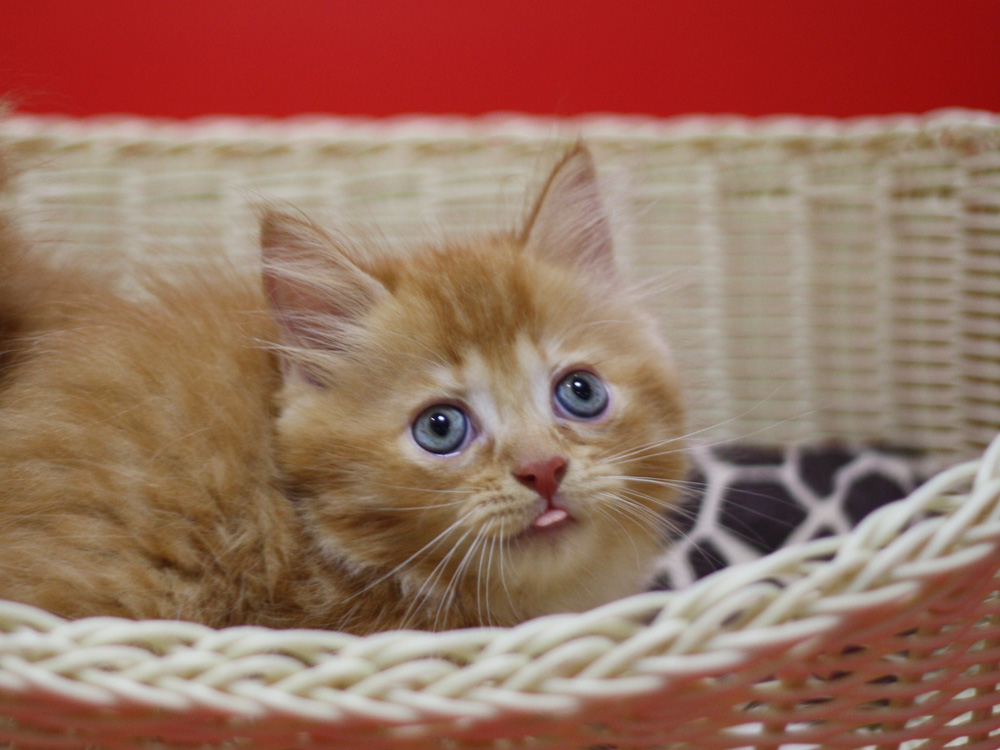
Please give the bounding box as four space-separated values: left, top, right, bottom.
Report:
3 108 999 148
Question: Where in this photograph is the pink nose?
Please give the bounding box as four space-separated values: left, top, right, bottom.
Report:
513 456 568 502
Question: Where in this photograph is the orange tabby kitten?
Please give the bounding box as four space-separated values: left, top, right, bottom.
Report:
0 145 686 633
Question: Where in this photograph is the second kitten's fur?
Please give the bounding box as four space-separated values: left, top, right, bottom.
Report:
0 146 686 633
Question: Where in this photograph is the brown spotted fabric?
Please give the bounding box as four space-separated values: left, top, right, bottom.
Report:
652 442 937 591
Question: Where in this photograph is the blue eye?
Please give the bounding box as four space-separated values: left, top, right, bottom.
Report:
554 370 608 419
412 404 469 454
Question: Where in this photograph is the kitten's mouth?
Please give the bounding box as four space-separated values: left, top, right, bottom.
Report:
533 507 570 529
512 501 576 544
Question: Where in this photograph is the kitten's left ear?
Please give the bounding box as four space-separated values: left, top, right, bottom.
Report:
521 144 615 274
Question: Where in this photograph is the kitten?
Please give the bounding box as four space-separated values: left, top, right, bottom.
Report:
0 145 686 633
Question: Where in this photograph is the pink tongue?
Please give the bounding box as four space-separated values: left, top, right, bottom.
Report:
533 507 569 529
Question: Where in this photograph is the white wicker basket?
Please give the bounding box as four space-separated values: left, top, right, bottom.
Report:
1 111 1000 749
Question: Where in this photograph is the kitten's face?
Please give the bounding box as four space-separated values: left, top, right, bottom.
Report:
265 147 686 627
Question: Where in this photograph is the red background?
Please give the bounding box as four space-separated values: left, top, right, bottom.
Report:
2 0 998 119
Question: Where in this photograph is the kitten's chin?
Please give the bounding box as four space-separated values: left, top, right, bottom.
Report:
493 512 661 621
498 542 657 622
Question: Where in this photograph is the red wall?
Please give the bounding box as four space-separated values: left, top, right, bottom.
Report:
3 0 998 119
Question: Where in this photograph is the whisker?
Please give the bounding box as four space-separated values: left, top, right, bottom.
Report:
598 385 811 466
605 494 667 528
424 523 472 630
432 553 465 632
496 531 516 619
611 473 807 512
594 494 644 560
614 488 691 536
484 532 498 625
341 514 468 603
602 475 697 491
474 526 492 625
365 481 480 495
454 526 487 626
401 526 473 629
619 482 798 552
371 498 468 511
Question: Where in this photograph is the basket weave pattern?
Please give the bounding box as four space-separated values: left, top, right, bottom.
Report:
3 111 1000 456
1 112 1000 748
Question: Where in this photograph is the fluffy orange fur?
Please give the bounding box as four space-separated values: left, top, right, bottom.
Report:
0 145 686 633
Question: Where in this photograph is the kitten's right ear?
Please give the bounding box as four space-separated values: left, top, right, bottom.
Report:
260 210 386 378
521 144 616 276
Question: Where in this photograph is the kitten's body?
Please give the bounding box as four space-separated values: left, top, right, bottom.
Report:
0 147 686 632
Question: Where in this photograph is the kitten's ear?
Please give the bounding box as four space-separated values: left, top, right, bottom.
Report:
521 144 615 274
260 210 386 373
